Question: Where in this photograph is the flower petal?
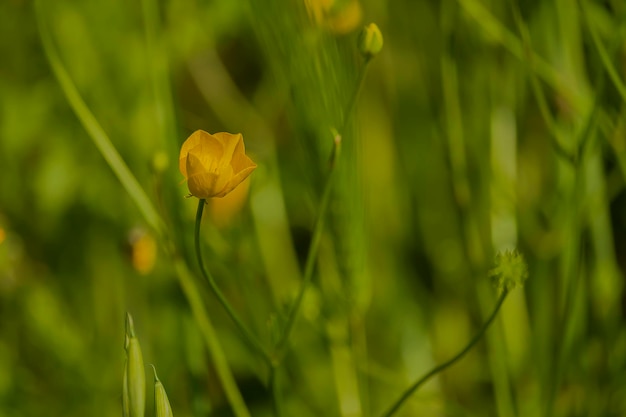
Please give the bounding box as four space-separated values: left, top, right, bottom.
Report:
213 132 242 167
186 151 231 198
179 130 224 178
230 138 257 174
215 165 256 197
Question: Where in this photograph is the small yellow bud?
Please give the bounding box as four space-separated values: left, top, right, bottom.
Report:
358 23 383 58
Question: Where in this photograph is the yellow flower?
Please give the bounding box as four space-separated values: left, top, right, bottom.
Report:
305 0 362 35
179 130 257 199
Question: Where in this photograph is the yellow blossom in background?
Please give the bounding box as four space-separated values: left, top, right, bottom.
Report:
179 130 257 199
305 0 362 35
209 176 252 228
128 229 157 275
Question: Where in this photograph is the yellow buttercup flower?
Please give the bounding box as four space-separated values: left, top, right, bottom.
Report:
179 130 257 199
305 0 362 35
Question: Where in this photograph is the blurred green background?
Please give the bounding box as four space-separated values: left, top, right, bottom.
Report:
2 0 626 416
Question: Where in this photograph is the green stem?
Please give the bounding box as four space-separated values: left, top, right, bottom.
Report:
508 1 576 165
273 58 370 358
34 0 166 239
341 57 371 133
379 289 509 417
195 199 273 366
580 0 626 104
269 365 283 417
273 147 337 357
172 258 252 417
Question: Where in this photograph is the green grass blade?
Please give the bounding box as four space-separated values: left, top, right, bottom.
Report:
35 0 165 238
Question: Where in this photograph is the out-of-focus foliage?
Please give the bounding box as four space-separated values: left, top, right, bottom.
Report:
1 0 626 416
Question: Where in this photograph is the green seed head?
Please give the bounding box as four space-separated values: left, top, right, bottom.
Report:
358 23 383 59
152 365 174 417
124 313 146 417
489 249 528 294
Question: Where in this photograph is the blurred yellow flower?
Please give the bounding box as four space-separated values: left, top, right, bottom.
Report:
305 0 363 35
128 228 157 275
179 130 257 199
209 176 251 228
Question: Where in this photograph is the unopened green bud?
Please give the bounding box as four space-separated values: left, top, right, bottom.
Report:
125 313 146 417
489 249 528 294
358 23 383 58
152 365 174 417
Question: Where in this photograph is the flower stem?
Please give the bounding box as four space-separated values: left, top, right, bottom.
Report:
273 135 340 357
379 289 509 417
269 365 283 417
172 257 252 417
341 56 372 134
195 199 273 366
273 57 371 359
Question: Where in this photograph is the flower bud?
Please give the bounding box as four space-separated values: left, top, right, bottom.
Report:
358 23 383 58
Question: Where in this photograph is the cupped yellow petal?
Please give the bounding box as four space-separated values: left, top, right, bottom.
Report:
213 132 243 166
230 138 257 173
186 152 232 198
179 130 224 178
215 165 256 198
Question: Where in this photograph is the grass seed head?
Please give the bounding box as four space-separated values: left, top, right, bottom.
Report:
124 313 146 417
152 365 174 417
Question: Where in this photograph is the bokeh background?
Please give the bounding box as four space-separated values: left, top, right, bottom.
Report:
2 0 626 416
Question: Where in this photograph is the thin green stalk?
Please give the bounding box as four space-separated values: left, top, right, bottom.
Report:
172 258 252 417
269 365 283 417
273 153 337 356
195 199 273 366
379 289 509 417
273 59 370 358
34 0 165 239
508 1 576 164
341 57 371 134
580 0 626 104
457 0 587 114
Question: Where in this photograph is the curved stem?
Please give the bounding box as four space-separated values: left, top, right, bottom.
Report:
172 257 252 417
380 289 509 417
274 155 338 357
195 199 273 366
273 58 371 359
